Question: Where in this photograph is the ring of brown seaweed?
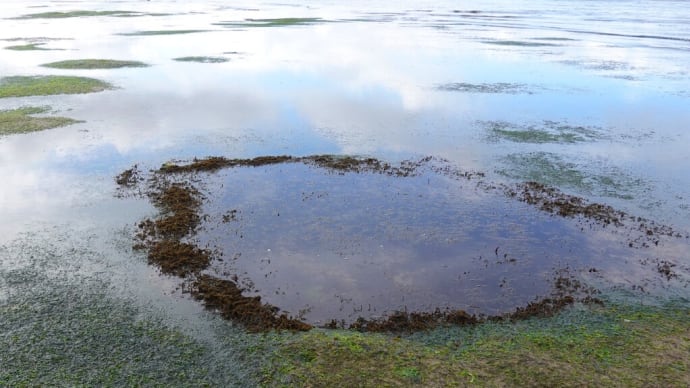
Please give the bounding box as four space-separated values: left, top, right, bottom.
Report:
117 155 687 332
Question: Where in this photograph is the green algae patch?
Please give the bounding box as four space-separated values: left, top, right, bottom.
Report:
118 30 209 36
0 76 112 98
214 17 325 28
485 120 603 144
173 56 229 63
5 43 53 51
41 59 150 69
264 302 690 387
482 40 561 47
11 10 166 19
0 106 81 136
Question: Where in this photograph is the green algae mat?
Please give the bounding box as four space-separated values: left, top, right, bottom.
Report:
0 106 80 135
173 56 229 63
41 59 149 69
0 76 111 98
11 10 168 19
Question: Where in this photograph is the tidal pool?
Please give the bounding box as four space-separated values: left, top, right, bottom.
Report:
127 156 688 327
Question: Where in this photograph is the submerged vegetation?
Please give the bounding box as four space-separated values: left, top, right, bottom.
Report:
214 18 325 28
482 39 561 47
498 152 647 200
485 120 602 143
41 59 150 69
11 10 167 19
117 30 209 36
173 56 229 63
0 106 81 135
0 76 112 98
436 82 535 94
4 43 54 51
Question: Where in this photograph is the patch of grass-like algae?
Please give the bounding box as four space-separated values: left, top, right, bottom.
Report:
0 75 112 98
0 106 81 135
41 59 149 69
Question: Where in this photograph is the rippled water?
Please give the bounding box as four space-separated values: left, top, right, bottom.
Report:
1 0 689 326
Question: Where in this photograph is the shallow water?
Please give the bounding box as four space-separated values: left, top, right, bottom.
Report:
1 0 689 335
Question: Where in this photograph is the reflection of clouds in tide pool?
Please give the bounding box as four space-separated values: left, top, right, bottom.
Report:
192 163 653 323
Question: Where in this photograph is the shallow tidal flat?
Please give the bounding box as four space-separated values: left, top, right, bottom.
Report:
1 0 689 386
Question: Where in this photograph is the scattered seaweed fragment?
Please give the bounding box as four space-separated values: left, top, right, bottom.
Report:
41 59 149 69
0 75 112 98
0 106 81 135
656 260 678 280
115 165 142 187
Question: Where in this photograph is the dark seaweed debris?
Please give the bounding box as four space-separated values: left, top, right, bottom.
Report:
191 275 312 332
157 155 426 177
115 164 141 187
504 181 687 248
347 309 479 332
656 260 678 280
344 295 591 333
509 181 624 226
159 155 293 173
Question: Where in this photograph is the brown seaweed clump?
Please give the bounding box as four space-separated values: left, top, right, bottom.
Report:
149 183 201 239
115 164 142 187
505 296 575 321
192 274 312 332
147 240 211 277
156 154 430 177
511 181 624 226
159 155 294 173
347 309 479 333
